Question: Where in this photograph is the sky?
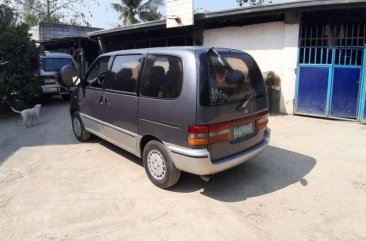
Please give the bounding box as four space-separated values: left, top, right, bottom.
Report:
76 0 281 29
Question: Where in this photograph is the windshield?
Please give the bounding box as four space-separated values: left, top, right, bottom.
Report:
43 58 74 72
199 51 266 106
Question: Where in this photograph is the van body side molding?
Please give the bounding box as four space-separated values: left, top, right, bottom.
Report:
80 113 137 138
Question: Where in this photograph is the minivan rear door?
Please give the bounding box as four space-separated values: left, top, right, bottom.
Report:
196 49 269 161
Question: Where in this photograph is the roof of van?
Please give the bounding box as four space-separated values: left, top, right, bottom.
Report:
42 52 73 58
100 46 235 56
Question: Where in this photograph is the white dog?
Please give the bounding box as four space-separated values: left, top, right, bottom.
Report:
11 104 42 127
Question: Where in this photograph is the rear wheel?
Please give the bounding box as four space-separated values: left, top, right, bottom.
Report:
72 112 91 142
143 140 181 189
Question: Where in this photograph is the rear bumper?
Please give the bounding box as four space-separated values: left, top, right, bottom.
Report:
166 128 270 175
41 83 59 93
41 85 74 94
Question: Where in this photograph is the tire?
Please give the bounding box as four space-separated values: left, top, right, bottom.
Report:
72 112 91 142
143 140 181 189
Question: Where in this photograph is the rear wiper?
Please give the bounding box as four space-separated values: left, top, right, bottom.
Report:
236 91 265 111
207 47 233 71
237 94 253 111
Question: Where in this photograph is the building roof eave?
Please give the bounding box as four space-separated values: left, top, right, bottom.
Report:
88 0 366 38
88 20 166 38
196 0 366 21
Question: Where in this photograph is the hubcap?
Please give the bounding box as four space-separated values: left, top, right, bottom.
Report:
147 150 166 180
73 117 82 137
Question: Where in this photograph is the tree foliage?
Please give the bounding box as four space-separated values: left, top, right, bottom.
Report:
7 0 97 26
236 0 271 6
111 0 164 26
0 4 40 108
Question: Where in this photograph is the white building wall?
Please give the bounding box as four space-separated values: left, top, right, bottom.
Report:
203 21 299 114
29 25 40 41
282 23 300 114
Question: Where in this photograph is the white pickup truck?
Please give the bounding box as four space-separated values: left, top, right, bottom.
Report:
39 52 77 100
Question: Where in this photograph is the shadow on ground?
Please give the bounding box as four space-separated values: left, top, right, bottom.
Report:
99 141 143 167
1 96 316 203
98 140 316 203
170 145 316 202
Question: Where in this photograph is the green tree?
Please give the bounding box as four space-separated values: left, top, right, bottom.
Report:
0 4 40 109
236 0 271 6
8 0 95 26
111 0 164 26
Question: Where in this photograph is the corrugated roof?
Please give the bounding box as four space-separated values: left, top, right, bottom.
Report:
88 0 366 38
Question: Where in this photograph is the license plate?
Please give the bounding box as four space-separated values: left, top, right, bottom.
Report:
44 79 55 84
233 123 254 140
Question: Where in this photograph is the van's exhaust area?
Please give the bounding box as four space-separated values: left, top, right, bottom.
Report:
200 175 213 182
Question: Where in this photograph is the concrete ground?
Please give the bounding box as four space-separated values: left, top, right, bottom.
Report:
0 98 366 241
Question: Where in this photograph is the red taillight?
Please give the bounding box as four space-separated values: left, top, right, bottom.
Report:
188 123 231 147
255 114 269 130
188 125 208 134
188 111 268 147
188 126 209 146
188 125 209 146
209 130 230 144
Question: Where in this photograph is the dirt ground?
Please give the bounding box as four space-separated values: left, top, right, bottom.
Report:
0 98 366 241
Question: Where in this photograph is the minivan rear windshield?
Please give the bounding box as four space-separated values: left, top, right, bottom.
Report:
199 50 266 106
43 58 74 72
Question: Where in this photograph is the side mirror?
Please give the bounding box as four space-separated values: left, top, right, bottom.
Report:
59 65 79 87
225 70 245 84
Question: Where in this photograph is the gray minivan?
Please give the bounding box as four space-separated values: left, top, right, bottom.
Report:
69 47 270 188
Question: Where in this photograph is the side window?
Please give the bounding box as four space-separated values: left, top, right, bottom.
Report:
107 55 142 93
86 56 110 88
140 55 183 99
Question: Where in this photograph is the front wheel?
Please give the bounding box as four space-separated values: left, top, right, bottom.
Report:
143 140 181 189
72 112 91 142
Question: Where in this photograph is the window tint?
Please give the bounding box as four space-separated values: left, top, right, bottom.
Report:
43 58 74 71
141 55 183 99
107 55 142 93
86 56 110 87
200 52 265 106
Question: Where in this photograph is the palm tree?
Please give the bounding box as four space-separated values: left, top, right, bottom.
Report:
111 0 164 26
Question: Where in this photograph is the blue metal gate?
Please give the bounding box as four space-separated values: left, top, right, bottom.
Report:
296 64 331 116
360 48 366 123
330 47 363 119
296 24 366 121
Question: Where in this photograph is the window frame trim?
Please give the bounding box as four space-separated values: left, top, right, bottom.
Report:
103 54 145 95
85 55 112 90
139 53 184 100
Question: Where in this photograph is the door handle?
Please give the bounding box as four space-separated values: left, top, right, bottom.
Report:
97 96 104 104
